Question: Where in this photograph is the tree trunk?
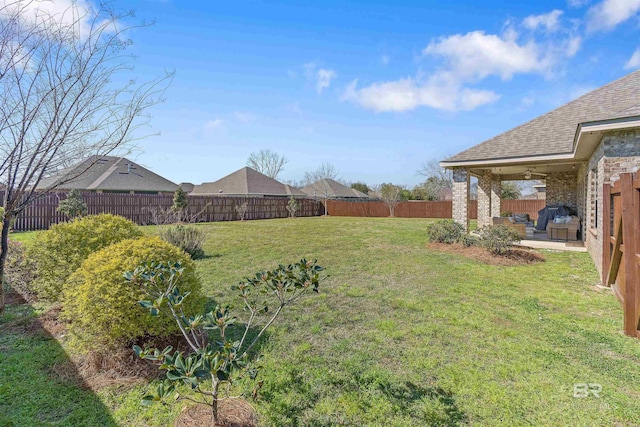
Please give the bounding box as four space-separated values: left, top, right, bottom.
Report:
0 215 12 313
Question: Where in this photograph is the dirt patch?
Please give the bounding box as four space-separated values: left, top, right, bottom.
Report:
5 291 27 306
3 292 177 391
26 305 66 338
427 243 545 266
174 401 258 427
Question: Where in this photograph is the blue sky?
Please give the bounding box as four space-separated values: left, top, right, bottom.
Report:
105 0 640 186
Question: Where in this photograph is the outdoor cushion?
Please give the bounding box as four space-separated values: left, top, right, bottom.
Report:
512 213 530 223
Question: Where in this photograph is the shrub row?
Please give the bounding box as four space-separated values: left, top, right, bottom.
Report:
11 213 207 350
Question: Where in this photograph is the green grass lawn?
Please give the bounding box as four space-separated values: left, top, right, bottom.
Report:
4 216 640 426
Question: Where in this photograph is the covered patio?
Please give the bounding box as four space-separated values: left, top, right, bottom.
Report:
445 159 584 237
441 70 640 278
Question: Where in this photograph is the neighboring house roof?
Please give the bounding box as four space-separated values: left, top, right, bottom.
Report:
36 156 178 193
191 167 306 197
444 70 640 165
300 179 370 199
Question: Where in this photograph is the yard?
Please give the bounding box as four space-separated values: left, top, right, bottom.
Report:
3 216 640 426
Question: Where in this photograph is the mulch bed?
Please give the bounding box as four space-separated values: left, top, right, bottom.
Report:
3 290 177 391
175 401 258 427
427 243 545 266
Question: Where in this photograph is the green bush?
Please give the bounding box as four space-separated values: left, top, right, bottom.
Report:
28 213 142 300
159 224 206 259
62 236 204 349
57 189 87 219
478 224 521 255
426 220 465 244
459 234 479 247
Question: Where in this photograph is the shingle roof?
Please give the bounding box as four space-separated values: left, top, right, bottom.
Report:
300 179 370 199
36 156 178 193
191 167 306 197
445 70 640 163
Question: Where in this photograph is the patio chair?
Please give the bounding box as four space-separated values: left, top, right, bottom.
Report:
492 216 526 238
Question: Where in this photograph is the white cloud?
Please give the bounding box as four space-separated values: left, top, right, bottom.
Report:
422 30 551 81
567 0 590 7
344 24 581 113
565 36 582 57
381 55 390 65
523 10 564 32
586 0 640 32
203 119 223 131
316 68 336 94
625 48 640 69
302 62 336 94
342 73 500 113
233 111 256 123
3 0 114 39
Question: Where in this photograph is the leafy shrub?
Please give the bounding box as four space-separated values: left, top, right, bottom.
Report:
172 187 188 212
426 220 465 244
500 211 513 218
478 224 521 255
459 234 479 247
62 236 204 349
159 224 206 259
57 189 87 219
28 214 142 300
5 240 37 299
131 259 323 424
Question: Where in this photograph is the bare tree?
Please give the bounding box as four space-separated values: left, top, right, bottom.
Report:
303 162 340 185
0 2 171 312
417 158 453 201
246 149 287 179
379 183 404 217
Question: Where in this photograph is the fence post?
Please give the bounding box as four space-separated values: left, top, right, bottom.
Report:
621 173 638 336
602 183 611 284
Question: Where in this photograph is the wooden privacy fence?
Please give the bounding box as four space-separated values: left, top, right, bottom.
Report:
1 192 322 231
326 199 544 220
501 199 546 221
603 171 640 338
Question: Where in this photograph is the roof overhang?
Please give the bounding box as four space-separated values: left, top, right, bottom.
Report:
441 115 640 173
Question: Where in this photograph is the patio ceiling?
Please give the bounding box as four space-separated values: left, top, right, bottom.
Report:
469 160 582 179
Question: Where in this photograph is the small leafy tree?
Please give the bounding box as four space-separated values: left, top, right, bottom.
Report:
235 202 248 221
57 190 88 219
128 259 324 425
379 183 404 217
286 196 299 218
172 187 188 212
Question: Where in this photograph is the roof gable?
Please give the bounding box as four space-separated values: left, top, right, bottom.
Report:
192 167 306 196
445 70 640 164
37 156 178 192
301 179 369 198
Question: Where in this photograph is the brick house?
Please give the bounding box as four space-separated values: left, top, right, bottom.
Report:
441 70 640 278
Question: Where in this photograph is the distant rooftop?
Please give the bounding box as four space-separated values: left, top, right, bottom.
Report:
301 179 369 199
36 156 178 193
191 167 306 197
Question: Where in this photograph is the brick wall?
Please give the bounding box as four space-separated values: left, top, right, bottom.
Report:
584 128 640 278
545 171 578 207
452 168 470 230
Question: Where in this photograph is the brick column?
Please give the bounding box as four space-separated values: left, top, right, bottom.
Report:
452 168 470 231
477 170 492 228
491 176 501 218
